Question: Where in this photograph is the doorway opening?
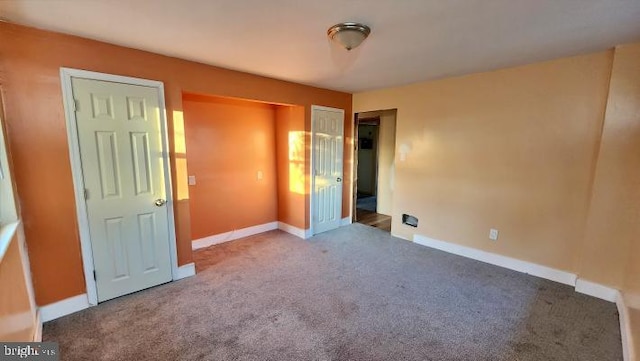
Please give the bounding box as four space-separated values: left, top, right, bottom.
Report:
353 109 397 232
181 93 304 272
181 95 348 272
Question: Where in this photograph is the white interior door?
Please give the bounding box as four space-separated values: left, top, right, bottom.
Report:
72 78 172 302
312 106 344 235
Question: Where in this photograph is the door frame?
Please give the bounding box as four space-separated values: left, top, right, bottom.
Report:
309 105 346 236
352 115 381 221
352 113 359 222
60 68 180 306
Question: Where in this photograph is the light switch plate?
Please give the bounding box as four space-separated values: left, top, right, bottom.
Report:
188 175 196 186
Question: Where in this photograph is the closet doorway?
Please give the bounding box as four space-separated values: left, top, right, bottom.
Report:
353 109 397 232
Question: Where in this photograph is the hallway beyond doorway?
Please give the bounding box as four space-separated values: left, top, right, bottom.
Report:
356 207 391 232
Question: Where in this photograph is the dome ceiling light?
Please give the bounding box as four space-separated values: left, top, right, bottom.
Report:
327 22 371 51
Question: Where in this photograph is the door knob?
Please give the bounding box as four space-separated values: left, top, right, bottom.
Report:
154 199 166 207
337 177 342 182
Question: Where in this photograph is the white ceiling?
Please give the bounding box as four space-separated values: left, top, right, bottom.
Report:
2 0 640 93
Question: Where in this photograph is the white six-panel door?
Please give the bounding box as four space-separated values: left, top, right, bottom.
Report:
312 106 344 235
72 78 173 302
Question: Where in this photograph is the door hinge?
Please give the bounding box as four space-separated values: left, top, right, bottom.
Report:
84 188 89 200
73 99 80 112
93 270 96 281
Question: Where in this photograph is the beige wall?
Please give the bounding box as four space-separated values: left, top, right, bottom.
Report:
376 110 397 216
354 51 613 273
600 43 640 360
617 43 640 311
356 45 640 359
626 237 640 308
580 43 640 290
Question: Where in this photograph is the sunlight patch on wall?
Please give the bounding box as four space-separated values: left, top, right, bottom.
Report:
172 110 189 201
288 131 305 195
173 110 187 154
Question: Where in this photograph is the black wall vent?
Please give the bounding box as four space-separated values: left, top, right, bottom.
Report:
402 214 418 228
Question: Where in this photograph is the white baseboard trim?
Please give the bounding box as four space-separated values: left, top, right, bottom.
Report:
40 266 195 323
413 234 577 286
341 217 352 226
392 233 409 241
616 292 633 361
175 263 196 280
392 233 410 241
278 222 311 239
39 294 90 322
192 222 278 250
575 279 618 302
34 310 42 342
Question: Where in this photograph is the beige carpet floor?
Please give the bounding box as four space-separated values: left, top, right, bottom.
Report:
44 224 622 360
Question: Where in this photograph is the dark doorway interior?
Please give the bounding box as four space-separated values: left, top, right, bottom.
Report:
354 116 391 232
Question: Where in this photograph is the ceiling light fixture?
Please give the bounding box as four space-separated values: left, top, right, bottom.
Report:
327 22 371 51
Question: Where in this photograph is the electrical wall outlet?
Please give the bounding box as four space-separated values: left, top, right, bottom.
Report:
257 170 263 180
489 228 499 241
188 175 196 186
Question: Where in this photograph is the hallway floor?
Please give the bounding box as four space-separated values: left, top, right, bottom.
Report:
356 208 391 232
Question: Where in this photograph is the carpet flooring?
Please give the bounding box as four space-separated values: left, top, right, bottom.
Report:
43 224 622 360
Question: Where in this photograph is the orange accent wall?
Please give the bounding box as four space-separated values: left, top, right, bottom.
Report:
0 22 352 305
183 94 278 238
275 105 307 229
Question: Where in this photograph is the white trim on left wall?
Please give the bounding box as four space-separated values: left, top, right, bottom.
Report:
40 294 90 323
60 68 184 306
